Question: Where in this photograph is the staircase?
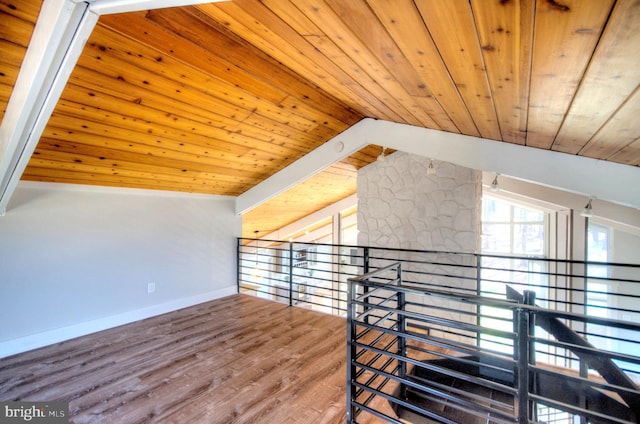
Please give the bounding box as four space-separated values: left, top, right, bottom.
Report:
346 260 640 424
391 286 640 424
396 355 637 424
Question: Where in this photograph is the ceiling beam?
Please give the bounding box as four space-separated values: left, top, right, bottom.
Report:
235 122 369 215
0 0 97 215
237 118 640 213
89 0 221 15
366 119 640 209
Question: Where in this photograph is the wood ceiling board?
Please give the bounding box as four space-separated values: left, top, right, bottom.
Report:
0 1 40 23
0 39 27 67
34 137 263 183
0 11 33 122
75 36 271 126
0 7 35 46
49 98 294 160
608 138 640 166
413 0 501 141
143 6 360 126
324 0 463 134
324 0 431 99
526 0 613 149
22 166 237 194
366 0 480 138
31 145 261 185
228 0 405 123
38 124 267 177
80 26 338 149
579 85 640 160
99 11 291 106
290 0 441 129
192 2 354 120
51 90 304 162
471 0 535 144
553 0 640 154
262 0 419 124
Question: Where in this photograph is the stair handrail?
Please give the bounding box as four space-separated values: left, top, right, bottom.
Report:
507 285 640 421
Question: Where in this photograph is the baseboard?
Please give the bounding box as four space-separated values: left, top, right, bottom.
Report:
0 286 237 359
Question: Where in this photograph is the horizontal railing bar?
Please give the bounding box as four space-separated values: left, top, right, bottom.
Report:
353 286 392 303
240 237 640 269
353 340 518 397
357 320 516 376
350 399 405 424
405 375 515 413
351 298 517 341
530 364 640 397
352 365 517 423
530 337 640 366
348 262 401 283
355 280 640 331
351 381 460 424
528 394 636 424
405 386 516 424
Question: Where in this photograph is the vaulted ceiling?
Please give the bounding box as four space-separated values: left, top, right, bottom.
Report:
1 0 639 237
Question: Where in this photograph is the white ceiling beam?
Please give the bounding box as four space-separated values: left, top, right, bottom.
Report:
366 119 640 209
235 121 370 215
89 0 225 16
0 0 97 215
236 118 640 214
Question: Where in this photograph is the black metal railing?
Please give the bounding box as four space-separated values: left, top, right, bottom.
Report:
237 238 364 315
346 263 640 424
237 239 640 423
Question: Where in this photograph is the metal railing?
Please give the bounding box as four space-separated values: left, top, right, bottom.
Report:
237 239 640 423
237 238 362 315
347 263 640 424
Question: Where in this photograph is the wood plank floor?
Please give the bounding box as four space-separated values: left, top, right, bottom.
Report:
0 295 348 424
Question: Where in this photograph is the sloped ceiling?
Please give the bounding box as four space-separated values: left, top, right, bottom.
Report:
1 0 639 237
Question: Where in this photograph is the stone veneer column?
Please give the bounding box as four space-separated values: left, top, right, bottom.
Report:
357 151 481 253
357 152 482 338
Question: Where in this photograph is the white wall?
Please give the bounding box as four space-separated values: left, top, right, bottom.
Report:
0 182 240 357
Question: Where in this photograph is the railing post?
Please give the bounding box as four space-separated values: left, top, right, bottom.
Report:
288 242 294 307
346 277 356 423
396 264 407 392
516 307 531 424
476 254 482 348
363 247 370 324
523 290 537 422
237 238 241 293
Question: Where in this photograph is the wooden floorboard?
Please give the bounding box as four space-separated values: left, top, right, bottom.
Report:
0 295 348 424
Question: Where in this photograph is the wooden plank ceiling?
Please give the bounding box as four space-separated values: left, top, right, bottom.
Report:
1 0 639 238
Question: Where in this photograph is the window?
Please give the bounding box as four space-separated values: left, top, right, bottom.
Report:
481 197 546 256
480 196 549 355
586 223 613 352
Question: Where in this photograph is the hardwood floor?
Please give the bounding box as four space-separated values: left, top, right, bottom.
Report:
0 295 348 423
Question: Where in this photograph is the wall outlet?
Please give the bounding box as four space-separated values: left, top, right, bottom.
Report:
147 282 156 294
